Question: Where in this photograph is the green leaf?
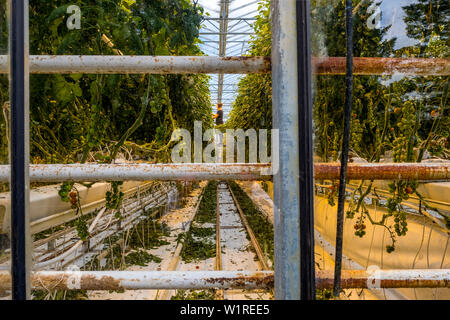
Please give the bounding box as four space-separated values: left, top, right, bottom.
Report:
46 5 70 24
72 84 82 97
70 74 83 81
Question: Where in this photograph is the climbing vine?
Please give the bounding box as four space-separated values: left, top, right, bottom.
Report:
106 181 125 218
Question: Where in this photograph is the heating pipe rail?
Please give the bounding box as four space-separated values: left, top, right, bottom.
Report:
0 163 448 182
0 270 448 291
0 56 448 75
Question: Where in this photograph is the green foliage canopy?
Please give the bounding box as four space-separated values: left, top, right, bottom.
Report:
0 0 213 166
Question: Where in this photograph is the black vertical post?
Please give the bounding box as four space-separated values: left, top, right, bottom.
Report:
333 0 354 297
296 0 315 300
10 0 30 300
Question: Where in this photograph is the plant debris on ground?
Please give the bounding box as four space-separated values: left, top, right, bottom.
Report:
229 181 274 263
171 290 217 300
180 181 217 263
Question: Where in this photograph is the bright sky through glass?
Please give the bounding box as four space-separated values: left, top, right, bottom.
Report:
197 0 259 121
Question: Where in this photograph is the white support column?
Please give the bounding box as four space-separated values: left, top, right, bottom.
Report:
271 0 300 300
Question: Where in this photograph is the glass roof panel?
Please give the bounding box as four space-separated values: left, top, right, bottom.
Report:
197 0 259 120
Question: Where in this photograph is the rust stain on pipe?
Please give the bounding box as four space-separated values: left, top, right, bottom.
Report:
1 56 448 75
31 273 121 291
316 270 450 289
313 57 450 76
80 275 121 291
0 270 448 291
30 273 71 291
204 272 274 289
0 163 448 182
315 163 450 180
0 273 10 290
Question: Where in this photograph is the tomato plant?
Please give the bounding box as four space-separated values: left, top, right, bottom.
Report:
227 0 449 253
0 0 214 236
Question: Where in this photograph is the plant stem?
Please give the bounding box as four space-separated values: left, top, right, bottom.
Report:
110 76 151 161
417 79 448 162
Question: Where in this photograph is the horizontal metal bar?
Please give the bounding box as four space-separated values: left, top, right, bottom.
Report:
0 164 272 182
0 163 448 182
230 0 259 14
203 18 257 21
314 57 450 76
202 41 249 43
0 55 271 74
0 270 447 291
315 162 450 180
29 182 161 235
0 56 447 75
0 271 274 291
316 269 450 289
199 32 254 35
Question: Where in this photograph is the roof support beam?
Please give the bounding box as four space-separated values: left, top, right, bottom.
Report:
217 0 232 106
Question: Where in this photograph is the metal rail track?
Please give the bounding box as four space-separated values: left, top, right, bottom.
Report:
0 182 176 271
39 186 174 270
228 183 270 271
154 184 206 301
215 183 224 300
161 181 272 300
215 181 272 300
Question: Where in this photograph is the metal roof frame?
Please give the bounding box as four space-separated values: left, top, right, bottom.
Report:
198 0 258 119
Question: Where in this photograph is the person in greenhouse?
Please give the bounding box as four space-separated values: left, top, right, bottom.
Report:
213 103 224 125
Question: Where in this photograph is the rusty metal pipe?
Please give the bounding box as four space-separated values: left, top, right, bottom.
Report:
0 56 448 75
0 56 447 76
315 162 450 180
0 270 448 291
0 271 274 291
316 269 450 289
313 57 450 76
0 163 270 182
0 163 448 182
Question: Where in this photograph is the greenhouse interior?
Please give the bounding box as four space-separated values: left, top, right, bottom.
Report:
0 0 448 303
